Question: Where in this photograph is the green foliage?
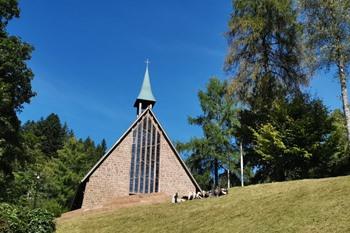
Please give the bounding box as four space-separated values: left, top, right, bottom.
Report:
225 0 307 102
178 78 240 188
42 136 102 214
323 110 350 176
26 208 55 233
224 0 350 184
0 0 106 215
300 0 350 71
300 0 350 142
252 123 310 181
2 113 106 216
250 93 336 182
0 0 35 185
22 114 68 157
177 138 213 190
0 203 55 233
224 0 312 183
0 0 19 29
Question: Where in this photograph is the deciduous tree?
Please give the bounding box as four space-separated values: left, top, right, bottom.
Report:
0 0 35 184
300 0 350 142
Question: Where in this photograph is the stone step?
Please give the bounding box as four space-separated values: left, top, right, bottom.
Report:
59 192 169 220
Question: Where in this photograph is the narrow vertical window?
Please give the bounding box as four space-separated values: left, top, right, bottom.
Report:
129 129 137 193
134 122 142 192
150 124 156 192
140 117 147 193
145 118 152 193
155 132 160 192
130 115 161 194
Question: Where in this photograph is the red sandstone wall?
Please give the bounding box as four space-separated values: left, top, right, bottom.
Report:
82 133 133 209
158 133 197 196
81 112 197 210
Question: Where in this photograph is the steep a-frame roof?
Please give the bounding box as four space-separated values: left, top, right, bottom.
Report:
80 107 201 192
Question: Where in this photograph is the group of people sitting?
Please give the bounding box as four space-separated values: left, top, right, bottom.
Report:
172 187 228 203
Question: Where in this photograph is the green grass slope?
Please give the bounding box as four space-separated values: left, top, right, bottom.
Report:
57 176 350 233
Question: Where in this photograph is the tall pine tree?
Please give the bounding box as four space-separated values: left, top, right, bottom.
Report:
179 78 239 189
225 0 307 103
224 0 311 182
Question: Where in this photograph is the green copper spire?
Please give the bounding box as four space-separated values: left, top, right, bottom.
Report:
137 61 156 102
134 60 156 112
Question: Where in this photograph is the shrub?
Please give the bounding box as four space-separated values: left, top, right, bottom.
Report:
0 203 55 233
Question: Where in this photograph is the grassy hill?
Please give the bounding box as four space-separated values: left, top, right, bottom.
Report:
56 176 350 233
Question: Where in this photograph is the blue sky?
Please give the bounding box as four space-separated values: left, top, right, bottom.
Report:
9 0 344 147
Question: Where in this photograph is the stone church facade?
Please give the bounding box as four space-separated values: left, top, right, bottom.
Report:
72 63 201 210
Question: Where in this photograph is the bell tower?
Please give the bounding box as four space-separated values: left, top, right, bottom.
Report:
134 59 156 116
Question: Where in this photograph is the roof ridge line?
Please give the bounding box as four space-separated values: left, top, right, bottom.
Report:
81 108 150 182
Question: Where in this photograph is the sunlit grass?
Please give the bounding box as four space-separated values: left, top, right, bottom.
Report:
56 176 350 233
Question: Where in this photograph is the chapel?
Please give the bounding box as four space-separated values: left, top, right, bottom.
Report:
72 63 201 210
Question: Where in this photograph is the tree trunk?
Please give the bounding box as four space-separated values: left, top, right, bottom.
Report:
227 169 230 189
338 59 350 142
240 141 244 187
214 159 219 188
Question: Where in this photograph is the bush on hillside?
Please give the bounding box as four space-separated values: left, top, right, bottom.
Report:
0 203 55 233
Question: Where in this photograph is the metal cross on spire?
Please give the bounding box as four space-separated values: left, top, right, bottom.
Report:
145 58 150 68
